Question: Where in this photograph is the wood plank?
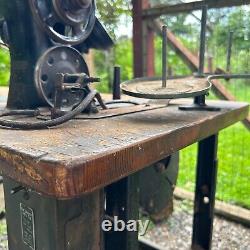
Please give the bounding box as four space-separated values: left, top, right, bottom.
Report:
143 0 250 19
0 100 248 198
174 187 250 227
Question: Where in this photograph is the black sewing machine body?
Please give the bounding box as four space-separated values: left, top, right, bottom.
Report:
0 0 112 110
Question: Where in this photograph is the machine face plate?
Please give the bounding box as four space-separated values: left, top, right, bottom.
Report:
20 203 35 250
121 76 211 99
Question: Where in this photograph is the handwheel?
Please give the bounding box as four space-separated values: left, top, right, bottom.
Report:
29 0 96 45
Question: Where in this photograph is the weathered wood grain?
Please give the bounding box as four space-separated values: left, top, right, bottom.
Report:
0 99 248 198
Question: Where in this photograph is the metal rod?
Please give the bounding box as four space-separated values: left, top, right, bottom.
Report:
226 31 234 72
162 25 168 88
198 5 208 76
207 74 250 85
113 66 121 100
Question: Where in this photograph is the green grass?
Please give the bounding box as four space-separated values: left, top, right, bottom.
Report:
178 122 250 209
0 221 6 235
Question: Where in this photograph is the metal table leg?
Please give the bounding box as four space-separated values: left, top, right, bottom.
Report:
192 134 218 250
105 174 139 250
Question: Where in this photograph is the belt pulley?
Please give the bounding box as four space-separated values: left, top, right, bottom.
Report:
29 0 96 45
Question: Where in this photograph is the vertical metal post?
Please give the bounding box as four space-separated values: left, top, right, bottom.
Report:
105 174 140 250
226 31 234 73
113 66 121 100
192 134 218 250
162 25 168 88
198 5 208 76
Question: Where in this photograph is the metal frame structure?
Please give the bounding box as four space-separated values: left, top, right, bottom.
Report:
131 0 250 249
132 0 250 78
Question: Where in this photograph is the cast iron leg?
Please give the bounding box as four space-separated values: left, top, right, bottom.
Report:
192 134 218 250
105 174 139 250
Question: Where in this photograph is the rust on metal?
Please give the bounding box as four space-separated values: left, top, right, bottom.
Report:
0 100 248 199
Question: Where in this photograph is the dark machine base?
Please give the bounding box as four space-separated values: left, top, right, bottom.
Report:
179 95 221 111
3 178 104 250
139 153 179 223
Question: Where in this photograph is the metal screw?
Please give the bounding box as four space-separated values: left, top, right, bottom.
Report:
11 185 25 195
84 77 101 83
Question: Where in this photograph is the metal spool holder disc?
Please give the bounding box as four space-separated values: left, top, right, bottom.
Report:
121 76 211 100
121 76 221 111
122 20 220 111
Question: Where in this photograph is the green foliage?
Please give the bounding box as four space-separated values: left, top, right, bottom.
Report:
212 8 250 51
0 48 10 86
207 8 250 79
96 0 131 39
161 13 199 38
95 38 133 93
114 38 133 81
155 36 192 76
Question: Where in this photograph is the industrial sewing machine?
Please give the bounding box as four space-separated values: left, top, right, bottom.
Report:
0 0 116 129
0 1 222 130
0 1 180 247
0 1 248 250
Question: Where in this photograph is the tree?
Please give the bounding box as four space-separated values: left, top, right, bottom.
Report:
213 7 250 51
96 0 131 39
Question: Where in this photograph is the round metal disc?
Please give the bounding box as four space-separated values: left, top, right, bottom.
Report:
29 0 96 45
35 46 89 108
52 0 94 25
121 76 211 99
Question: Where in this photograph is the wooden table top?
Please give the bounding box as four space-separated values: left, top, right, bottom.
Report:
0 99 248 198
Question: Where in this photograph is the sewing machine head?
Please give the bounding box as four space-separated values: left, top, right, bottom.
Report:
0 1 217 130
0 0 113 111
